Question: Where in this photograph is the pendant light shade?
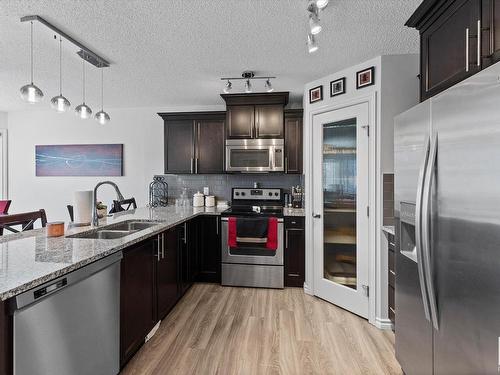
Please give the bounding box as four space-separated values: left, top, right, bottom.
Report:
316 0 329 9
75 59 92 119
244 79 252 93
51 37 70 112
309 13 322 35
20 21 44 103
264 79 274 92
94 67 110 124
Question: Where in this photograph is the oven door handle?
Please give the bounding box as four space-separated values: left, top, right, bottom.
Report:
220 217 284 223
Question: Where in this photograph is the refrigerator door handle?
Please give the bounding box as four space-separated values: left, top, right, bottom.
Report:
415 136 432 322
422 132 439 330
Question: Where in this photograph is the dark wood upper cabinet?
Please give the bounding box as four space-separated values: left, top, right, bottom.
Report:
255 104 284 138
196 119 225 173
284 217 305 287
156 229 179 320
120 238 157 366
159 112 225 174
221 92 289 140
163 119 194 174
407 0 482 101
226 105 254 139
284 109 303 174
482 0 500 67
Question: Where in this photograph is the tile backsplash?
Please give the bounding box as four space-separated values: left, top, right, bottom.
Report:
383 173 394 226
156 174 303 202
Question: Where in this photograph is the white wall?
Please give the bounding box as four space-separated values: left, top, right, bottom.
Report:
7 105 223 221
0 112 7 129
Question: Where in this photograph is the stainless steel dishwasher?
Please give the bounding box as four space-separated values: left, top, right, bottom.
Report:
12 251 122 375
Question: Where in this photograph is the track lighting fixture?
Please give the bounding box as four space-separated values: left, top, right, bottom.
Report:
309 12 322 35
264 79 274 92
306 0 329 53
244 79 252 93
51 36 71 113
316 0 329 10
75 59 92 119
307 34 318 53
223 80 232 93
220 71 276 93
20 21 44 103
95 67 110 125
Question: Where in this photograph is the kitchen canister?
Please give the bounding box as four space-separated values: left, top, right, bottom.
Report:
193 191 204 207
205 195 215 207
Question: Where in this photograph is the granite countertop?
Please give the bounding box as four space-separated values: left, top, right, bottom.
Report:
0 206 226 301
382 225 395 236
283 207 305 217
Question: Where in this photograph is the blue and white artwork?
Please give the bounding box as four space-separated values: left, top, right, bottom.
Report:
35 144 124 176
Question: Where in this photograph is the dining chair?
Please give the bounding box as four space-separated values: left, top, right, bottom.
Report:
0 209 48 235
110 198 137 214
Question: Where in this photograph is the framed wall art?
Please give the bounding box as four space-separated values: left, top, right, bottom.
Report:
356 67 375 89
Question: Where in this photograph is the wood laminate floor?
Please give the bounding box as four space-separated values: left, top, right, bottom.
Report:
121 283 402 375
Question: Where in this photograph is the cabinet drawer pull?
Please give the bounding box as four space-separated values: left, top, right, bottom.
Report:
157 235 161 262
465 27 470 72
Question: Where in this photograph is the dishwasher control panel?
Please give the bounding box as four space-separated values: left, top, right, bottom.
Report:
34 278 67 299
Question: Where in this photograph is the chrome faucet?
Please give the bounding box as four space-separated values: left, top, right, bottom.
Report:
92 181 125 227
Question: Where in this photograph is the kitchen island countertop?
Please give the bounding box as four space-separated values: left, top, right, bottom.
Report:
0 206 226 301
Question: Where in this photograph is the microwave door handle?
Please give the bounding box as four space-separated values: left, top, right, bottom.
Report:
271 147 275 170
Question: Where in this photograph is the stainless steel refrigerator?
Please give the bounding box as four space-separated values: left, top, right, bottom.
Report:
394 62 500 375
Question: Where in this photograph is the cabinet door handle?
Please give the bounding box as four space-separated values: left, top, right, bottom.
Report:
196 158 199 174
285 156 288 173
285 230 289 249
184 222 187 244
313 213 321 218
477 20 481 67
157 234 161 262
190 158 194 174
216 217 219 235
465 27 470 72
162 233 165 259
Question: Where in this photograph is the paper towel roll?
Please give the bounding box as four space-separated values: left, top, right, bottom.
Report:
73 190 93 224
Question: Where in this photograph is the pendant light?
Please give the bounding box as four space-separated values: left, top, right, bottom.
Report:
264 79 274 92
307 33 318 53
50 37 70 112
244 79 252 93
316 0 329 10
309 12 322 35
95 67 110 125
223 80 232 93
75 59 92 119
20 21 44 103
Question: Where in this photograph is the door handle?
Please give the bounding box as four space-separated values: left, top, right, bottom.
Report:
477 20 481 67
183 222 187 244
190 158 194 174
285 230 289 249
415 136 432 322
157 234 161 262
465 27 470 72
195 158 199 174
216 217 219 235
422 132 439 330
285 156 289 173
162 233 165 259
312 213 321 218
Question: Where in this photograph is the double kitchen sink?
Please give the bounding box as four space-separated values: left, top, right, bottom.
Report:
67 220 161 240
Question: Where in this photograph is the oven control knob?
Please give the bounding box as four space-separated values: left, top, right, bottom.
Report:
241 192 246 196
268 192 273 196
235 192 240 196
274 192 279 196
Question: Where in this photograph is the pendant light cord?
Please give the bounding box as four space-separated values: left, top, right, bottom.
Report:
30 21 34 84
82 59 85 103
59 36 62 95
101 67 104 111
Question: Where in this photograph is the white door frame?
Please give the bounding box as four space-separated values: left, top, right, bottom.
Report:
304 93 377 325
0 129 8 199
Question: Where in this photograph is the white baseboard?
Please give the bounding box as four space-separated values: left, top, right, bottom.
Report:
303 283 313 295
375 317 393 330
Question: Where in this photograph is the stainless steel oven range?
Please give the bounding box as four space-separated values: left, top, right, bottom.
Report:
221 187 284 288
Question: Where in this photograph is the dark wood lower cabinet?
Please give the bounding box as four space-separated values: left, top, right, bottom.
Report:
387 233 396 328
120 238 157 366
284 217 305 287
0 300 12 375
195 215 221 283
157 229 179 320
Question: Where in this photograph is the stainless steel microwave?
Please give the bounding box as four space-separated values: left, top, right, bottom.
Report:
225 139 284 172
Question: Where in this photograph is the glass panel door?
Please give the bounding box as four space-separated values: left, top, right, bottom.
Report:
312 102 370 318
323 119 358 289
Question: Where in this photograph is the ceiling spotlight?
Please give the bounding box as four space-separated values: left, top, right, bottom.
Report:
245 79 252 93
20 21 44 103
264 79 274 92
316 0 329 10
309 13 322 35
95 67 110 125
50 37 70 113
307 34 318 53
75 59 92 119
223 80 232 93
